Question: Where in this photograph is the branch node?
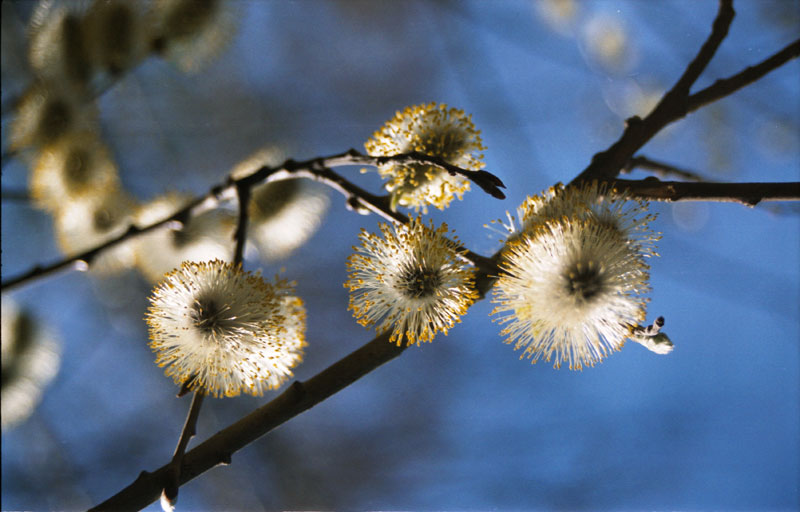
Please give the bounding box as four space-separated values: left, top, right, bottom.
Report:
624 116 643 129
346 196 371 215
291 380 306 402
283 158 298 171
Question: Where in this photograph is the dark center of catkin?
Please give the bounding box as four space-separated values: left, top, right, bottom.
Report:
39 99 72 145
102 4 134 74
399 266 442 299
62 14 91 86
251 179 300 219
64 148 91 190
565 261 604 302
92 207 116 233
191 297 229 337
165 0 217 39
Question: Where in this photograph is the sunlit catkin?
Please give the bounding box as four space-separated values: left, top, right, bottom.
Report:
365 103 486 212
145 260 307 397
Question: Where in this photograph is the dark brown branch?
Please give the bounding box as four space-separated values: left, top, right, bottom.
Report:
0 192 218 291
89 331 404 511
232 181 251 265
2 150 502 291
609 179 800 206
572 0 735 184
623 156 707 182
162 391 205 510
90 174 799 510
321 149 506 199
285 160 498 275
1 188 31 202
670 0 735 95
688 38 800 114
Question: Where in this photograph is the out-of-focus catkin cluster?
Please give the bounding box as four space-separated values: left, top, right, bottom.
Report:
5 2 328 283
1 298 61 431
491 182 666 370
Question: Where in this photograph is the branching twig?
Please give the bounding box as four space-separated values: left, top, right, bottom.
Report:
161 391 205 511
623 156 707 182
0 192 221 291
232 181 251 265
688 38 800 114
89 331 403 511
572 0 737 184
328 149 507 199
88 180 800 511
609 179 800 206
1 150 503 291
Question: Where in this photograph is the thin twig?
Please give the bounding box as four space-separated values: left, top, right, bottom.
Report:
89 331 403 511
232 181 251 265
287 160 498 275
688 38 800 114
161 173 256 511
161 391 205 511
609 179 800 206
1 151 503 291
0 192 220 291
623 156 708 182
328 149 506 199
669 0 735 95
1 188 32 202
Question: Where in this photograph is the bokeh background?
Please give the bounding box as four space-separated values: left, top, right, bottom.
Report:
2 0 799 510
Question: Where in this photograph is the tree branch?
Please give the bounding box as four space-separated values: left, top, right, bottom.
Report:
232 181 251 265
90 176 799 510
688 38 800 114
609 179 800 206
89 331 404 511
623 156 707 182
669 0 735 95
1 150 503 291
0 192 222 291
1 188 32 202
161 391 205 510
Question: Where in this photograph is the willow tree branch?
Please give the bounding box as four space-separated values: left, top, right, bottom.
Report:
285 158 498 274
572 0 740 184
162 391 205 510
0 191 224 291
1 188 31 202
687 38 800 114
1 150 503 291
89 176 800 510
609 179 800 206
623 156 707 182
89 331 404 512
232 182 251 265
